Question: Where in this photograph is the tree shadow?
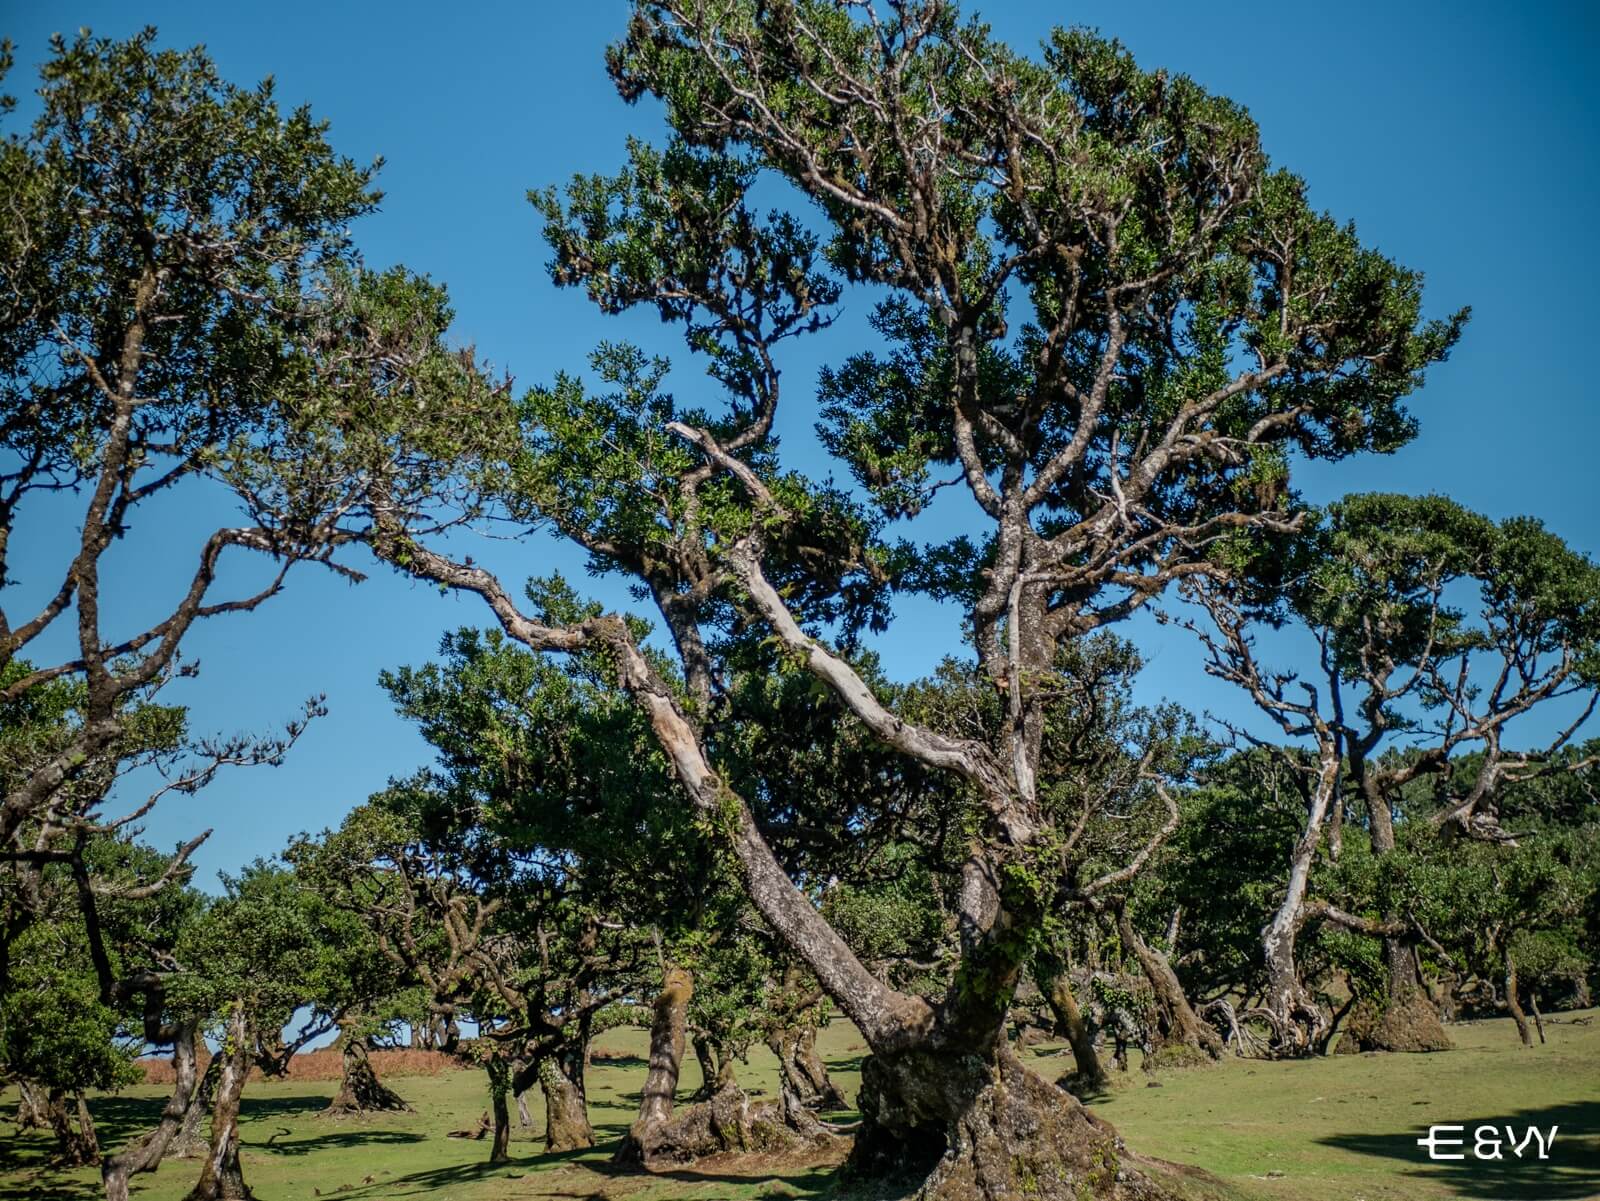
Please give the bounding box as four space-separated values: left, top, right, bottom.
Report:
81 1093 172 1148
0 1166 102 1201
237 1093 340 1121
1317 1099 1600 1200
256 1128 427 1156
323 1145 608 1200
589 1054 648 1069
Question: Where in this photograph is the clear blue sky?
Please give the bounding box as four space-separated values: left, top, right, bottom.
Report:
6 1 1597 890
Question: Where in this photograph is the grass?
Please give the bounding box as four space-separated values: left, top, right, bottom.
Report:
3 1010 1596 1201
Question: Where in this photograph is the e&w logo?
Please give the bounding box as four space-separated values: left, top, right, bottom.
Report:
1416 1125 1559 1161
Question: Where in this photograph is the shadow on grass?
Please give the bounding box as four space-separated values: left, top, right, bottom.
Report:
323 1142 614 1199
318 1134 899 1201
256 1128 428 1156
1317 1099 1600 1200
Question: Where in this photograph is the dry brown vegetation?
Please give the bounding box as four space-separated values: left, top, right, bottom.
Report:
138 1048 456 1084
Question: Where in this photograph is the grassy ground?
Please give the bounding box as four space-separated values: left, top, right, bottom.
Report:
3 1010 1596 1201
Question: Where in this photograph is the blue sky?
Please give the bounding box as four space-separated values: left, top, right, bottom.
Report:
5 1 1597 889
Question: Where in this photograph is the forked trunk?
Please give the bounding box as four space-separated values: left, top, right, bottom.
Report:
46 1088 100 1166
539 1043 594 1152
613 965 691 1166
185 1007 254 1200
322 1030 410 1115
169 1053 222 1158
1040 971 1109 1090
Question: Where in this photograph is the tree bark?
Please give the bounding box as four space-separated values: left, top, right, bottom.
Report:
614 965 692 1167
322 1029 410 1115
768 1025 845 1111
483 1057 512 1164
46 1087 100 1166
1040 971 1109 1089
185 1006 254 1200
1116 907 1221 1060
1504 950 1533 1048
103 1020 200 1201
791 1025 846 1110
169 1053 222 1159
539 1043 595 1153
690 1032 722 1101
14 1079 49 1130
515 1091 534 1128
1352 754 1451 1052
1258 751 1339 1054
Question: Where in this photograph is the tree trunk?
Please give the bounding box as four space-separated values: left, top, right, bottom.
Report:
1116 907 1221 1061
14 1079 49 1130
791 1025 846 1110
46 1088 100 1166
169 1053 222 1158
1528 989 1546 1044
1259 753 1338 1054
515 1091 534 1128
1353 758 1451 1052
483 1057 512 1164
103 1021 200 1201
1041 972 1109 1090
539 1043 595 1153
613 964 691 1167
1504 950 1533 1048
322 1029 410 1115
768 1025 845 1111
690 1032 722 1101
185 1006 254 1200
645 1077 832 1163
850 1038 1195 1200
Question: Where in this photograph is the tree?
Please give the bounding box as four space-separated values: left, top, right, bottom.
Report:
1180 493 1600 1051
0 36 388 1191
254 3 1464 1195
165 863 327 1200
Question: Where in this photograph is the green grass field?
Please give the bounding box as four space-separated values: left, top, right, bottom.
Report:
4 1011 1596 1201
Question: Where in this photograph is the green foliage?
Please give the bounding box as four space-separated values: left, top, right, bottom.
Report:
1 25 378 499
0 925 140 1094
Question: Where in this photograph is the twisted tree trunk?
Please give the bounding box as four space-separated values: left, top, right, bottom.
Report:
768 1025 845 1111
185 1006 254 1200
14 1079 48 1130
322 1029 410 1116
103 1020 199 1201
1116 906 1221 1061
